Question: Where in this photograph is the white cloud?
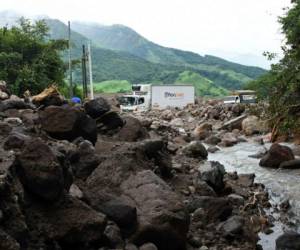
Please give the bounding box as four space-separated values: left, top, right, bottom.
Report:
0 0 291 68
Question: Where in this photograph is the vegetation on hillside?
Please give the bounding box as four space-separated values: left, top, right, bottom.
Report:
0 18 67 95
92 80 131 93
0 15 267 97
247 0 300 140
176 71 228 96
55 20 266 91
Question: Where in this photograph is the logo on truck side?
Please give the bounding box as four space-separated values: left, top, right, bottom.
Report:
164 92 184 98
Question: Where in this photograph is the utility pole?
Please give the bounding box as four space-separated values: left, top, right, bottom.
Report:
68 21 73 97
87 41 94 100
81 45 88 99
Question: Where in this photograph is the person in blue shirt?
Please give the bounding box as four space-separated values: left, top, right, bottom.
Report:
71 96 81 104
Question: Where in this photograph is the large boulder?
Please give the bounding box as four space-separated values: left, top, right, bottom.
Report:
15 138 65 201
0 98 33 112
187 196 232 223
96 111 124 134
259 143 295 168
242 115 265 136
121 170 189 250
193 123 212 140
182 141 208 159
84 97 111 119
198 161 225 192
276 232 300 250
69 140 101 179
26 196 107 248
114 116 149 142
220 132 238 147
39 105 97 144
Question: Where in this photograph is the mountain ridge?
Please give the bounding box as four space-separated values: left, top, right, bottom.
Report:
0 11 267 95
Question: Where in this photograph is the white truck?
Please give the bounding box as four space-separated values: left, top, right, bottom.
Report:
223 90 257 104
119 84 195 112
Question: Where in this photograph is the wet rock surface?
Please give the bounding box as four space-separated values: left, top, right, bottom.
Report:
259 143 295 168
0 93 285 250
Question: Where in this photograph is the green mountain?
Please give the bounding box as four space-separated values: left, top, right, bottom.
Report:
176 71 229 97
72 22 266 80
0 11 268 96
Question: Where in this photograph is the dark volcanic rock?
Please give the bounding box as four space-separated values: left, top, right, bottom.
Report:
103 221 124 248
198 161 225 192
84 97 111 119
279 159 300 169
69 140 101 179
15 138 65 201
276 232 300 250
39 105 97 144
0 121 12 136
259 143 295 168
96 111 124 134
26 196 107 248
121 170 189 250
99 199 137 230
182 141 208 158
187 196 232 222
114 116 149 142
4 132 29 151
218 215 244 237
204 135 222 145
0 229 20 250
0 99 33 112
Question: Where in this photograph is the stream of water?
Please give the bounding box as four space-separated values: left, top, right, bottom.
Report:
207 141 300 250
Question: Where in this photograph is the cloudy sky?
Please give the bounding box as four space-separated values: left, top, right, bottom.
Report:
0 0 292 68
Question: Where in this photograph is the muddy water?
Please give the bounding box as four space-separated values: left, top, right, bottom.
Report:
207 141 300 250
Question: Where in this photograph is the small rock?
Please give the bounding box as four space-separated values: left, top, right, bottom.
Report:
198 161 225 192
4 117 23 125
125 243 139 250
218 215 244 236
104 221 124 248
228 194 245 206
170 118 184 127
69 184 83 199
4 132 29 151
139 243 158 250
207 146 220 153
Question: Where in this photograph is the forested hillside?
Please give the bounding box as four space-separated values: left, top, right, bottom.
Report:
0 12 267 96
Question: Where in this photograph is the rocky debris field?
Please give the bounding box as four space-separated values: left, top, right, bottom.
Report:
0 83 299 250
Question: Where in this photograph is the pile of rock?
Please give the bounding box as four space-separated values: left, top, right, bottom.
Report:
0 89 279 250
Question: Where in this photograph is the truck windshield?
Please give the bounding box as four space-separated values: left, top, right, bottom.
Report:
119 96 137 106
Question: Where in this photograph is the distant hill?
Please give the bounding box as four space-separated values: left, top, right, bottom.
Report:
72 22 266 79
0 11 267 96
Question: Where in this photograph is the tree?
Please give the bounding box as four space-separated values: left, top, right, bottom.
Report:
0 18 68 95
247 0 300 140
